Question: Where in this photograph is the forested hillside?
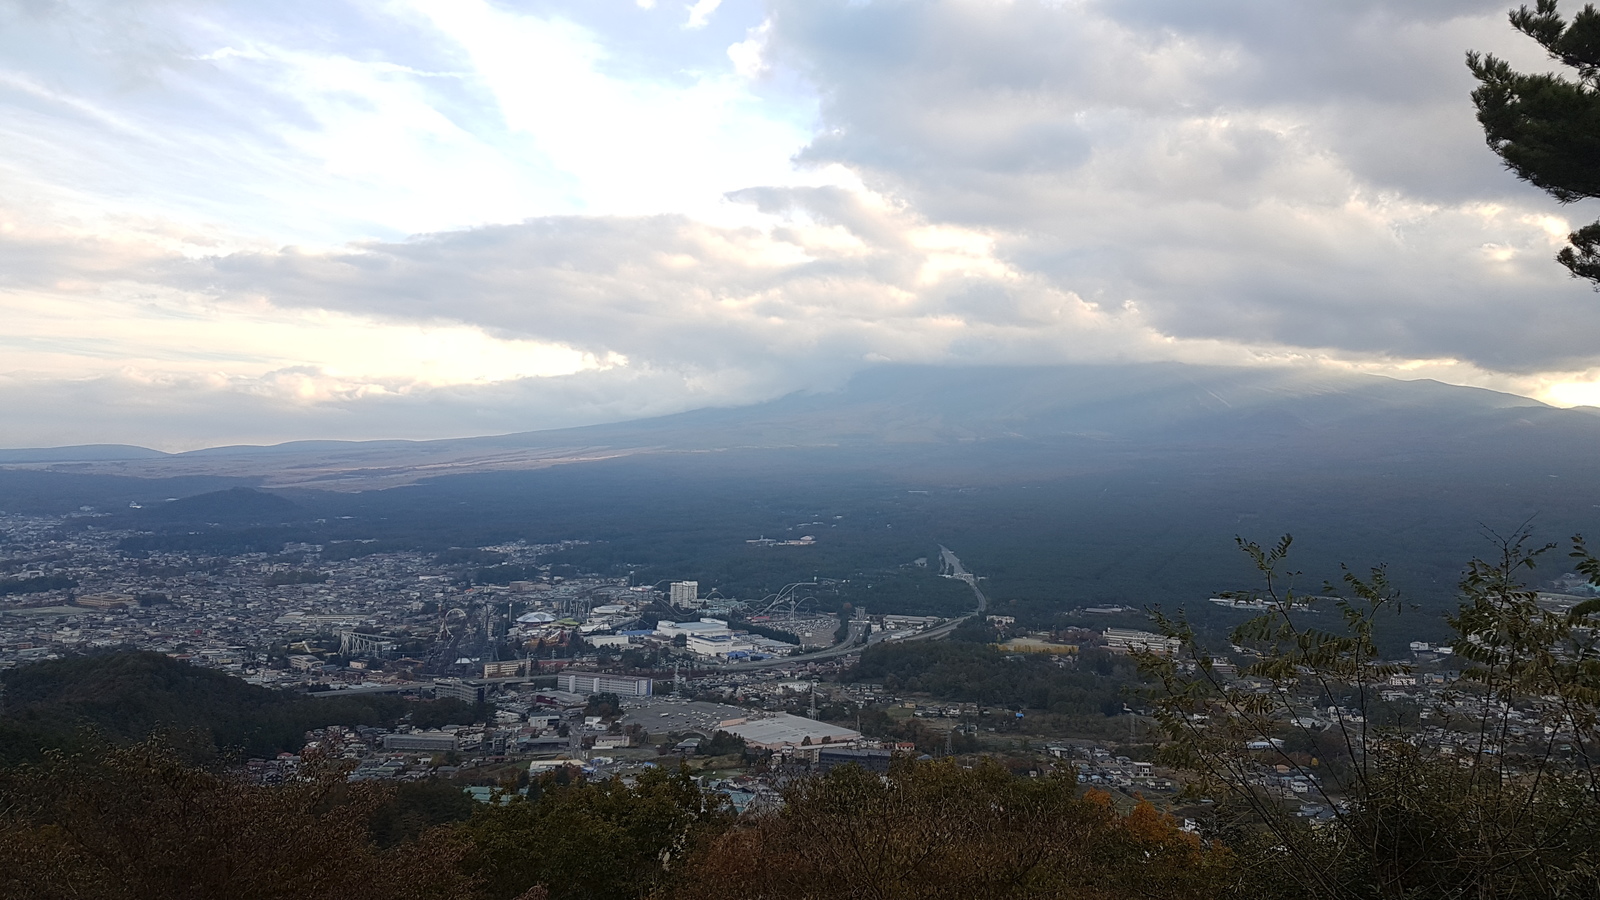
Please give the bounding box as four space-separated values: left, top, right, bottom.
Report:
0 652 418 763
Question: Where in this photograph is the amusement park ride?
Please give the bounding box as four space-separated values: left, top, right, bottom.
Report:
745 581 820 620
422 601 507 676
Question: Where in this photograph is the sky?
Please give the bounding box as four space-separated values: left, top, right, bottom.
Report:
3 0 1599 450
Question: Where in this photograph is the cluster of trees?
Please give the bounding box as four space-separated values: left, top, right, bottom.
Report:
0 742 1226 900
849 706 983 755
408 698 486 730
0 573 77 595
461 765 732 900
264 569 328 586
827 570 976 618
848 640 1140 718
0 652 462 764
694 730 748 759
671 760 1229 900
1143 530 1600 899
320 539 418 561
435 548 510 567
118 527 302 556
0 740 474 900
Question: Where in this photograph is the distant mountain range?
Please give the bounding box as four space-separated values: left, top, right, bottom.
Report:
1 363 1594 490
6 363 1600 633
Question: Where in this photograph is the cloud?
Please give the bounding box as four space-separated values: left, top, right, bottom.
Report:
177 193 1166 378
728 19 772 79
0 0 815 249
757 0 1600 372
686 0 724 30
3 187 1593 447
0 365 728 452
4 0 1600 449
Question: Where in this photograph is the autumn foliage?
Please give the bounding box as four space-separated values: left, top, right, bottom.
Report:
0 742 1230 900
669 758 1231 900
0 739 473 900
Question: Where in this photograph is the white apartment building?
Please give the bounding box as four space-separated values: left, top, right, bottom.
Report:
669 581 701 607
1102 627 1181 656
558 671 654 697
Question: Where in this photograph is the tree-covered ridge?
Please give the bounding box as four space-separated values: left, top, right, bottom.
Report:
0 652 409 762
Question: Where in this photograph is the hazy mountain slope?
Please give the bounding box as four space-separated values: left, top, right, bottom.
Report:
0 445 171 463
1 364 1590 490
7 364 1597 639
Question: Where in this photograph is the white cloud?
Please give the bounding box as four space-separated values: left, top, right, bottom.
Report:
686 0 724 31
728 19 772 79
764 0 1600 371
408 0 812 220
4 0 1600 449
0 0 816 249
0 262 611 391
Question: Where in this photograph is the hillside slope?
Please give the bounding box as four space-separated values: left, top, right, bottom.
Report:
0 652 406 762
2 363 1594 490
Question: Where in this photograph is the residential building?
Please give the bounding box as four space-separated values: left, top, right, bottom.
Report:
434 678 490 704
381 731 459 752
1103 627 1181 656
559 671 653 697
669 581 700 608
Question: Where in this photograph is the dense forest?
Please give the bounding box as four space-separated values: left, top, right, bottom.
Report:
10 437 1595 654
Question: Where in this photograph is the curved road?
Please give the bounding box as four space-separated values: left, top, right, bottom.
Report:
723 546 987 669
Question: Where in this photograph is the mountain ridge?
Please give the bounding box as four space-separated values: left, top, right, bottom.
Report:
1 363 1593 490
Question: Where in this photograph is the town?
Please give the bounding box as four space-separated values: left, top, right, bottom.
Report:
7 502 1577 831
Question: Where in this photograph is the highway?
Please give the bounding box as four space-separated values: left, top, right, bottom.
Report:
721 616 871 671
725 546 988 666
938 545 988 613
